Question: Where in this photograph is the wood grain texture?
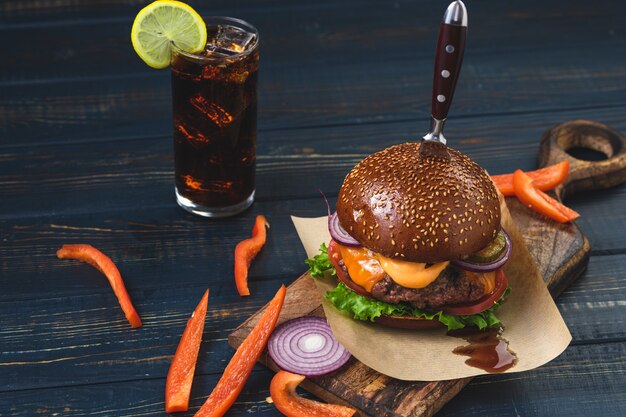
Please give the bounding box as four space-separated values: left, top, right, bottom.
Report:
539 120 626 198
0 0 325 23
1 185 623 303
513 120 626 294
0 107 626 214
2 0 626 416
2 0 624 80
2 340 625 417
4 43 626 148
0 202 318 301
505 124 595 293
557 254 626 343
507 197 590 296
0 282 275 391
438 340 626 417
1 254 624 410
2 110 625 256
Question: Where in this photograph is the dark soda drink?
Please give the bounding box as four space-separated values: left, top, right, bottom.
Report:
171 17 259 217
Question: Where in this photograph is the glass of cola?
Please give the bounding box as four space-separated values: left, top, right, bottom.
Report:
171 17 259 217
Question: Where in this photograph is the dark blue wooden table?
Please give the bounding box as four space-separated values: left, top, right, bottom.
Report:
1 1 625 416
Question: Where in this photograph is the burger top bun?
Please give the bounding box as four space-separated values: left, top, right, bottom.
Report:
336 141 501 263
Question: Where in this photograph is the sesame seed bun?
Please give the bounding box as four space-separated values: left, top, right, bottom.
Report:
336 141 500 263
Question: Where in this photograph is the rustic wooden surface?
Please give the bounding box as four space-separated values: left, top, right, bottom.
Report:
1 0 626 416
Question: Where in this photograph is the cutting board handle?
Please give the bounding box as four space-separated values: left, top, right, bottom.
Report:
538 120 626 200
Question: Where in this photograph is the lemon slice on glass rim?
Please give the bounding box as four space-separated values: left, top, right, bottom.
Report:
131 0 207 69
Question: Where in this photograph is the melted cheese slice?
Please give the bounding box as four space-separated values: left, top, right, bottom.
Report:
466 271 497 294
336 245 385 292
336 243 451 291
377 255 449 289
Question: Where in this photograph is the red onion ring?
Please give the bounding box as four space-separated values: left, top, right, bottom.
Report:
452 229 512 272
268 316 351 378
318 190 361 247
328 211 362 247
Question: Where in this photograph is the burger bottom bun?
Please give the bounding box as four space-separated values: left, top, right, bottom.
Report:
374 314 443 330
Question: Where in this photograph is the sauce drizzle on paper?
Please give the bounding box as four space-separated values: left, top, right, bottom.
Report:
449 327 518 373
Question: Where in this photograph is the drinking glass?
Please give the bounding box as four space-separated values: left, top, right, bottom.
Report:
171 17 259 217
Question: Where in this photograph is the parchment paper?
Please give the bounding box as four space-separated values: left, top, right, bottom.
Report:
291 198 571 381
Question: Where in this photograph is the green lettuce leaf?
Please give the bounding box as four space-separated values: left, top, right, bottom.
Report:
326 282 408 321
326 283 510 331
305 243 336 278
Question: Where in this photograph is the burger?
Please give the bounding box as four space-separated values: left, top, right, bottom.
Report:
307 141 511 330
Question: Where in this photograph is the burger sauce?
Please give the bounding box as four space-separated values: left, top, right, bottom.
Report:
448 327 518 373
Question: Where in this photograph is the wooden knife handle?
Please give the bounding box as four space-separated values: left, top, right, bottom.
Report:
431 22 466 121
538 120 626 200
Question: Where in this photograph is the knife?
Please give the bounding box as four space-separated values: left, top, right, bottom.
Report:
423 0 468 145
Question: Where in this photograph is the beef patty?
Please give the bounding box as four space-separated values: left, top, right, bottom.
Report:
338 260 484 310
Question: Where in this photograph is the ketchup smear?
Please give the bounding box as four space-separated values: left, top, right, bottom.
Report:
448 327 518 373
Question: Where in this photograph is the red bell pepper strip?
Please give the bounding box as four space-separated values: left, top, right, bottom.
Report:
270 371 356 417
194 284 286 417
491 161 570 196
234 215 270 296
165 289 209 413
512 169 580 223
56 244 142 328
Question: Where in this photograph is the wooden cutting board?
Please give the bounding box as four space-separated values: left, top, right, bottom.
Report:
229 120 626 417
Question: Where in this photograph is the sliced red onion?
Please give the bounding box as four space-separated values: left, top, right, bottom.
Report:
318 190 361 247
329 212 362 247
268 316 351 378
452 229 512 272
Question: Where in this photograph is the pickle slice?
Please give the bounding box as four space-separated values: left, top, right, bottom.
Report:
468 231 506 263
